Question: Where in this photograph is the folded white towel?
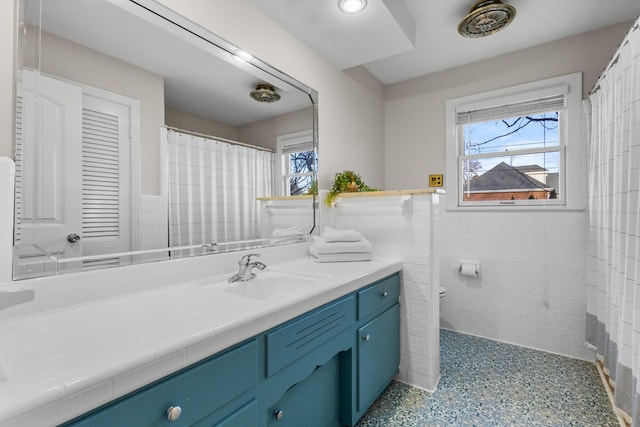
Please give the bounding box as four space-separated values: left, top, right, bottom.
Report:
272 225 303 237
321 226 362 242
310 236 372 255
309 252 372 263
270 235 307 245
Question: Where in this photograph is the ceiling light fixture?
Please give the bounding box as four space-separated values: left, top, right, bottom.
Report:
338 0 368 14
458 0 516 38
250 83 281 103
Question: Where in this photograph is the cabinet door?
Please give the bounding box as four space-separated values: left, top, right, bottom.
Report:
357 303 400 411
268 355 341 427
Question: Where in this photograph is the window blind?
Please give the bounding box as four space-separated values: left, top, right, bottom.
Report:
281 141 313 155
456 94 565 125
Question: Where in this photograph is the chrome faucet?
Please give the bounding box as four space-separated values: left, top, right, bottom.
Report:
228 253 267 283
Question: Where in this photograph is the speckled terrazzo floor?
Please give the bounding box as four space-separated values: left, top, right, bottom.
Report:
356 329 618 427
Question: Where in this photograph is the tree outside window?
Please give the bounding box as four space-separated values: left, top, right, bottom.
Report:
286 149 315 195
276 130 315 196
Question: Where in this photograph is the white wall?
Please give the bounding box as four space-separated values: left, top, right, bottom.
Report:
165 107 240 142
440 210 590 359
383 22 631 360
384 22 630 191
238 107 314 151
324 192 442 391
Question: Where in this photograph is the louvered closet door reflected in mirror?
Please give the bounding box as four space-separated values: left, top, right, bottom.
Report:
80 92 134 267
14 71 138 269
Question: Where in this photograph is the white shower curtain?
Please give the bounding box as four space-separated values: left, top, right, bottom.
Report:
166 129 273 248
586 17 640 425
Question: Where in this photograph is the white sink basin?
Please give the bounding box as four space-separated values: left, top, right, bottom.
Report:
222 271 319 300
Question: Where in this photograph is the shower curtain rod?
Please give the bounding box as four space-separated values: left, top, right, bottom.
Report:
589 14 639 96
165 125 275 153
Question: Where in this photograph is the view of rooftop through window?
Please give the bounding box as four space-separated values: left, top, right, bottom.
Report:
461 111 560 202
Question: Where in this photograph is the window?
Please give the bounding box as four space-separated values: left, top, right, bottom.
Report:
445 73 583 209
276 130 316 196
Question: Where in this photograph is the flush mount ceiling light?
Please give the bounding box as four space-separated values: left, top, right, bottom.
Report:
338 0 368 14
458 0 516 38
250 83 281 103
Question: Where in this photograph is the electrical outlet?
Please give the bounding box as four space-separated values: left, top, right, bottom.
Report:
429 174 443 187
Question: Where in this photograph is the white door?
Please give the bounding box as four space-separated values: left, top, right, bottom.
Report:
16 72 133 263
18 71 84 258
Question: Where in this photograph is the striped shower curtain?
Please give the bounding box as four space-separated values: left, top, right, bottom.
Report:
586 17 640 425
166 129 273 248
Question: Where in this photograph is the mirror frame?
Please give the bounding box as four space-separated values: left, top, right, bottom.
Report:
12 0 318 279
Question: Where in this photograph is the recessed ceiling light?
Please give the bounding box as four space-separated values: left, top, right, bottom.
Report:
338 0 367 14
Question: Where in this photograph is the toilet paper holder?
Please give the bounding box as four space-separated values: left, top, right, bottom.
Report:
458 260 479 277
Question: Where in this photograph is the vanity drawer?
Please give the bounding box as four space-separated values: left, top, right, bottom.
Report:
357 273 400 320
64 339 258 427
266 295 356 376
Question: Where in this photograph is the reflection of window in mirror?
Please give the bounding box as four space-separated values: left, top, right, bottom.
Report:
276 130 315 196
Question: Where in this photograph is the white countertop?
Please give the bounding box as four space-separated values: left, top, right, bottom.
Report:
0 256 402 427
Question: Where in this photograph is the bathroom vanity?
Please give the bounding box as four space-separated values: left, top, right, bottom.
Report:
0 253 402 427
62 273 399 427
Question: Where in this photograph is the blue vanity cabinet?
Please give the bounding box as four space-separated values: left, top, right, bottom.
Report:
214 399 257 426
62 339 259 427
193 397 258 427
357 274 400 320
357 303 400 412
263 296 355 426
354 274 401 418
266 355 342 427
60 273 401 427
265 296 356 377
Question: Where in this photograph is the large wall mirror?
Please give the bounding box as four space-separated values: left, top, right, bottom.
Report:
13 0 318 279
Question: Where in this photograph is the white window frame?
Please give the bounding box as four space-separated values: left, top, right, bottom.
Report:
445 73 584 211
275 129 314 196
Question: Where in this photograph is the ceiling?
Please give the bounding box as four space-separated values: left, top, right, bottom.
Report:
250 0 640 85
29 0 313 127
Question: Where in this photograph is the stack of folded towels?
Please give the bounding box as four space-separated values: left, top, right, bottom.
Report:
309 226 372 262
271 225 305 244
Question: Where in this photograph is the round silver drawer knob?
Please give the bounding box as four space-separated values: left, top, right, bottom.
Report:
363 334 371 342
274 410 285 420
381 291 388 297
166 406 182 422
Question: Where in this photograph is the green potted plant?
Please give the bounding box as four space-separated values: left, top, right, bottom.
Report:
306 179 318 196
324 170 378 206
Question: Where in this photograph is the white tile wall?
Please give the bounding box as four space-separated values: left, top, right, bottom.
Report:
137 195 168 262
439 209 594 361
323 192 441 391
259 198 317 238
